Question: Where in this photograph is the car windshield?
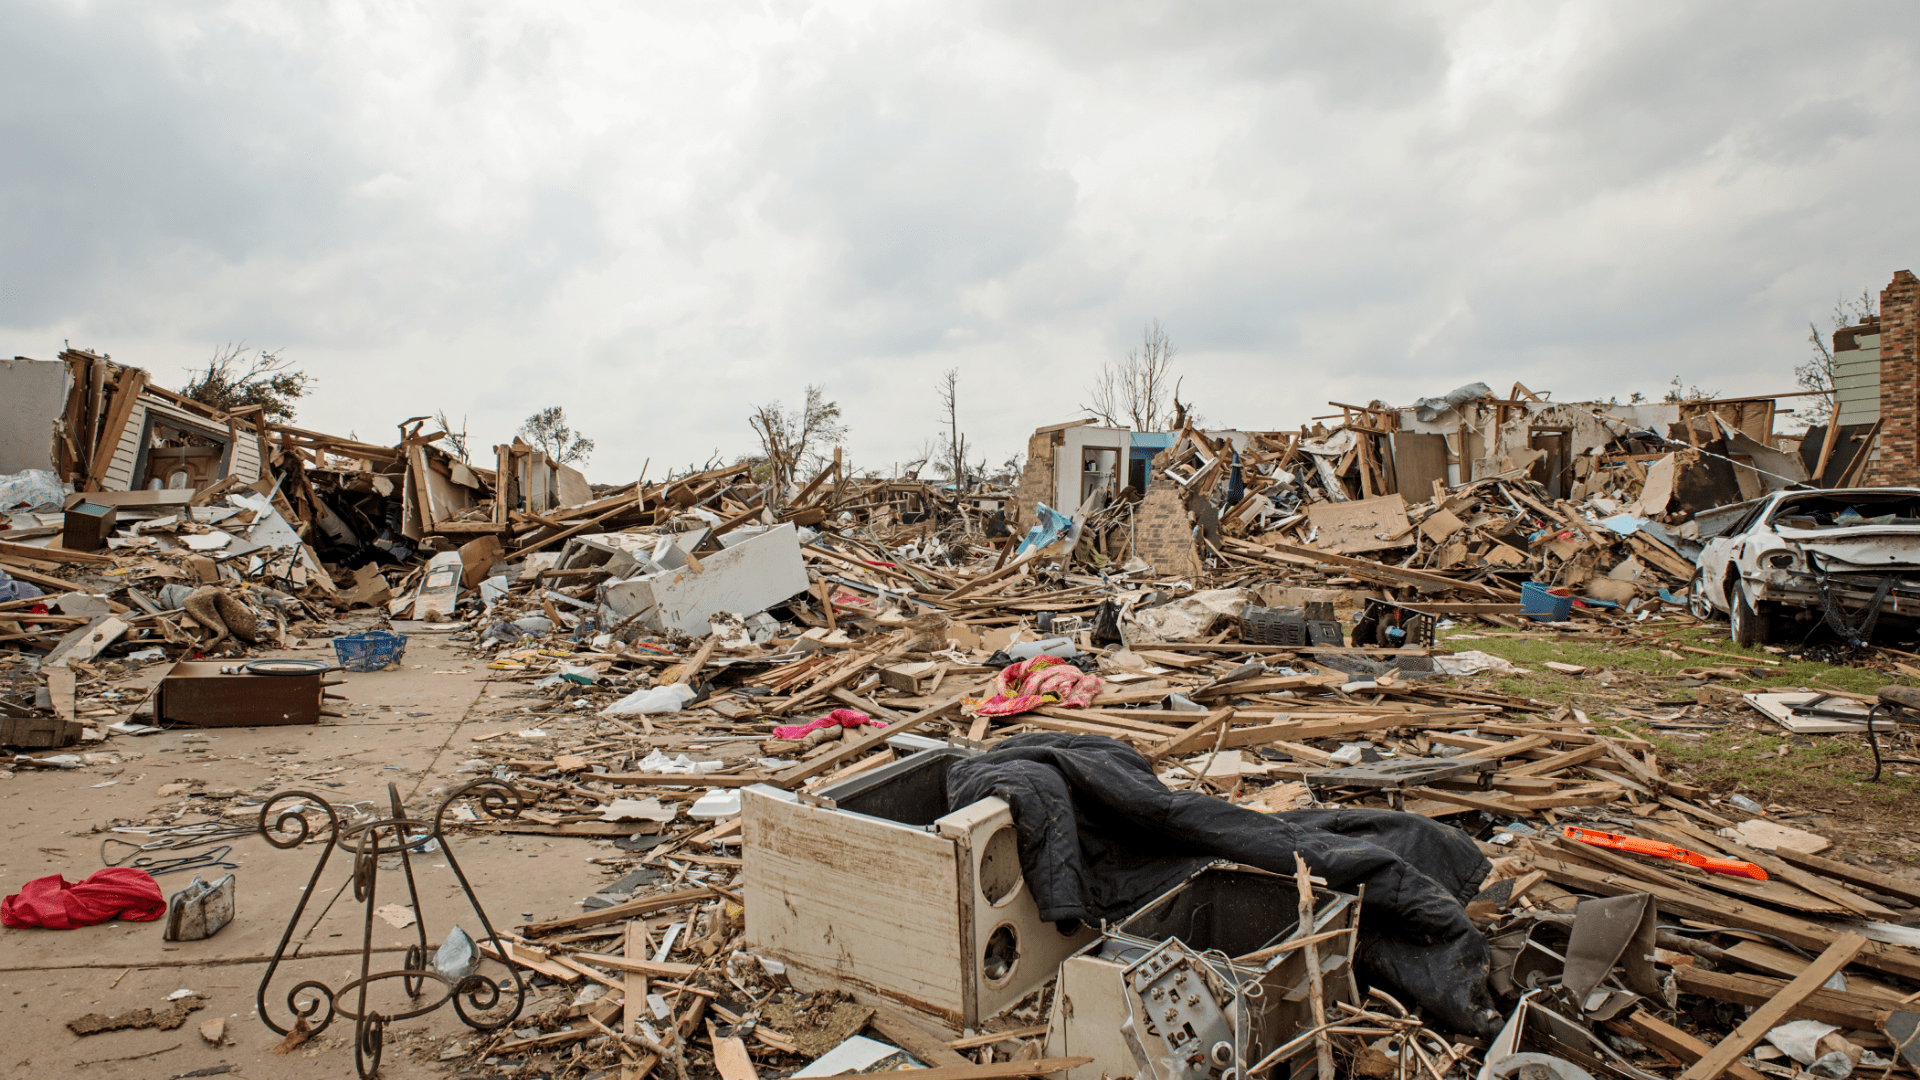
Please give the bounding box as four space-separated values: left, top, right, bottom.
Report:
1769 492 1920 529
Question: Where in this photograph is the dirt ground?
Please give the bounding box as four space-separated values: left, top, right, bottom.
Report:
1 628 606 1080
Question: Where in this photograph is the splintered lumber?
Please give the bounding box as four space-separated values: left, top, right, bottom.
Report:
1534 855 1920 984
709 1021 761 1080
570 953 699 978
816 1060 1093 1080
1503 743 1609 775
1676 933 1865 1080
1149 708 1236 760
1672 967 1890 1030
623 922 648 1080
597 773 770 788
771 696 961 789
1624 1012 1771 1080
522 886 716 937
1772 848 1920 907
868 1005 974 1068
0 540 115 565
1219 715 1402 750
1227 537 1518 599
945 1025 1052 1050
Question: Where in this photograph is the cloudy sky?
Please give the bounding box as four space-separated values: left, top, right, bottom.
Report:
4 1 1917 481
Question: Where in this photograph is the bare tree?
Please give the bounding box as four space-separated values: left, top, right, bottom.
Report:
180 343 312 421
520 406 595 465
746 385 846 494
1083 319 1181 431
1796 289 1879 425
434 411 471 462
937 368 968 488
1663 376 1719 403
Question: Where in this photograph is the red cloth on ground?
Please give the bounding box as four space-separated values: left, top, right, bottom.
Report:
772 708 879 741
2 868 166 929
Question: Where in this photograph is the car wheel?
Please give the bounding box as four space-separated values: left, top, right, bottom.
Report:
1687 567 1714 620
1730 579 1772 648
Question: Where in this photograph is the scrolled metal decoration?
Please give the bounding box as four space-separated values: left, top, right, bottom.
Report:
256 782 528 1078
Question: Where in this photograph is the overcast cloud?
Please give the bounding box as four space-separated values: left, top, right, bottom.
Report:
3 1 1917 479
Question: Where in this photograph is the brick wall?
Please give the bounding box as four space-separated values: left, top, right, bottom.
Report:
1012 430 1056 526
1868 270 1920 486
1132 450 1202 579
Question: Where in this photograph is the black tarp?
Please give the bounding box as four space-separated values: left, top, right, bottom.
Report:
946 733 1499 1037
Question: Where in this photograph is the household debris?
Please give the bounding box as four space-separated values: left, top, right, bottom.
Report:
10 358 1920 1080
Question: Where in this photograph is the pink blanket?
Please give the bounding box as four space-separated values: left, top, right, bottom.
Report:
964 656 1102 718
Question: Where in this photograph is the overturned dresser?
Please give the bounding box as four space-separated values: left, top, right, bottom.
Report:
742 742 1099 1030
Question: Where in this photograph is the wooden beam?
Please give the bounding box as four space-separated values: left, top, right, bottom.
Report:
1148 708 1235 761
1672 967 1888 1031
514 501 636 555
520 886 715 937
1772 848 1920 907
0 540 114 566
1677 933 1865 1080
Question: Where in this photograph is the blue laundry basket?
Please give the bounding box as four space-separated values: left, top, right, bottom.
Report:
1520 582 1573 622
333 630 408 672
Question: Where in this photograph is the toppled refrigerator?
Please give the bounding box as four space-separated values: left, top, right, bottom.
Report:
1044 864 1361 1080
742 741 1098 1030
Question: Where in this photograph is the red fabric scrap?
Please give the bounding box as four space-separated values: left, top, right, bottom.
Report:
772 708 880 741
2 868 166 929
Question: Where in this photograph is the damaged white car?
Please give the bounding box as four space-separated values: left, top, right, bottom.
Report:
1689 488 1920 647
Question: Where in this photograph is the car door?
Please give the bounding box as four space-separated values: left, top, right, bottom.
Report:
1700 498 1774 611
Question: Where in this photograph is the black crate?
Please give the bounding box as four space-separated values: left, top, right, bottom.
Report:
1242 605 1308 646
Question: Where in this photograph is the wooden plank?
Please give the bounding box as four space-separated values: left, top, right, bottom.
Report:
816 1059 1092 1080
1672 967 1889 1030
623 921 648 1080
946 1025 1051 1050
516 500 640 555
1459 734 1551 760
1678 934 1865 1080
1624 1012 1770 1080
709 1020 760 1080
0 540 115 566
1031 706 1182 737
521 887 716 937
868 1005 973 1068
596 773 771 788
1502 743 1608 776
1773 848 1920 907
1722 941 1914 1003
771 696 960 790
1536 853 1920 984
1219 715 1398 749
478 941 581 983
570 953 698 978
1148 708 1235 760
45 667 76 723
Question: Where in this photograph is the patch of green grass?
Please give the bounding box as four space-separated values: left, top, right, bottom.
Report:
1630 723 1920 806
1437 623 1910 708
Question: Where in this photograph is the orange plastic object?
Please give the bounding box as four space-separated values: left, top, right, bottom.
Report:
1561 825 1768 881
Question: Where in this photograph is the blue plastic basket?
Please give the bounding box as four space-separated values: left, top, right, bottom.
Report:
1520 582 1573 622
333 630 408 672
